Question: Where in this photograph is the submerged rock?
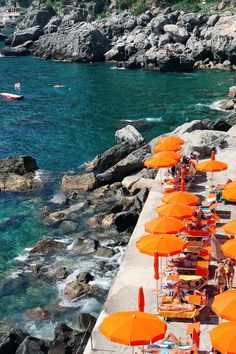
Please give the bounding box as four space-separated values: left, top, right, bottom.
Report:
25 307 51 321
30 239 66 256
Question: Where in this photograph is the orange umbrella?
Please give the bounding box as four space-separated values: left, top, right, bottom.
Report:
144 153 177 168
196 151 228 172
212 289 236 321
100 310 167 346
196 151 228 190
138 287 145 312
151 151 181 161
223 220 236 236
162 191 200 206
210 321 236 354
156 202 194 219
224 181 236 190
154 141 181 153
144 152 177 193
145 216 185 234
222 188 236 202
221 239 236 259
136 234 186 256
159 136 185 145
154 251 159 280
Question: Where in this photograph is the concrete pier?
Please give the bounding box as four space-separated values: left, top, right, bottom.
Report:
84 145 236 354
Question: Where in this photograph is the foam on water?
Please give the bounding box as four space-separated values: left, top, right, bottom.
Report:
121 117 162 123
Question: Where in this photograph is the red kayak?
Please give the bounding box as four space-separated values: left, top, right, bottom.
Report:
0 93 24 100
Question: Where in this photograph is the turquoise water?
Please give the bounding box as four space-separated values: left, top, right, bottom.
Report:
0 55 235 334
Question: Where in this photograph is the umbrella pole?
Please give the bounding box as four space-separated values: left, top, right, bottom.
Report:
132 346 134 354
156 279 159 308
160 169 162 194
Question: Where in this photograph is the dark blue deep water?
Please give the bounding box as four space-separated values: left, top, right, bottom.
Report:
0 55 235 336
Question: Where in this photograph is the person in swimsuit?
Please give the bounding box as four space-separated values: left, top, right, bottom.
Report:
214 263 227 293
224 258 235 290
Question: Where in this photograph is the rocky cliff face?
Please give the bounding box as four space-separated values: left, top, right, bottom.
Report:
3 3 236 71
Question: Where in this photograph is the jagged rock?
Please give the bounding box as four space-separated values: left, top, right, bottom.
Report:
148 15 170 35
46 267 69 280
57 220 78 234
64 280 91 300
84 141 141 173
227 124 236 137
225 100 235 110
207 14 220 27
211 15 236 64
76 272 94 283
10 26 43 47
32 23 111 62
226 112 236 126
101 213 114 227
61 172 98 193
163 24 190 44
16 336 49 354
131 177 154 193
30 239 65 256
114 211 139 231
72 238 98 254
172 120 209 134
50 191 68 205
186 36 211 61
43 16 62 34
96 246 115 257
0 156 37 175
122 175 140 190
180 130 227 158
115 125 144 145
25 308 50 321
77 313 97 332
96 144 150 185
213 118 232 131
0 322 27 354
48 323 89 354
0 173 39 192
0 46 30 56
18 7 56 30
229 86 236 98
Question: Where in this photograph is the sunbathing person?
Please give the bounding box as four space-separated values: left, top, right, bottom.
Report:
171 254 198 268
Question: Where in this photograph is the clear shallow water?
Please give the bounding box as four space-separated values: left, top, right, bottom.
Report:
0 55 235 335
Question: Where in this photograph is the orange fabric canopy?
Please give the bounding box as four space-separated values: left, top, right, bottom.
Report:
196 151 228 172
162 191 200 206
156 202 194 219
223 220 236 236
145 216 185 234
136 234 186 256
151 151 181 161
154 141 181 153
221 239 236 258
144 152 176 168
210 321 236 354
159 136 185 145
100 310 167 346
224 181 236 190
222 188 236 202
212 289 236 321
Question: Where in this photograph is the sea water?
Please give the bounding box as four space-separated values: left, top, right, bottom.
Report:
0 55 235 336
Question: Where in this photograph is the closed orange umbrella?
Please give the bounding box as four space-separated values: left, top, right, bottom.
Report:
154 251 159 280
223 220 236 236
145 216 185 234
151 151 181 161
222 188 236 202
224 181 236 190
136 234 186 256
196 151 228 190
212 289 236 321
100 310 167 346
162 191 200 206
156 202 194 219
210 321 236 354
159 136 185 145
138 287 145 312
221 239 236 259
154 141 181 153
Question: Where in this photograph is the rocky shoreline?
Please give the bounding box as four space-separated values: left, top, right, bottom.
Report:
2 107 236 352
1 2 236 71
